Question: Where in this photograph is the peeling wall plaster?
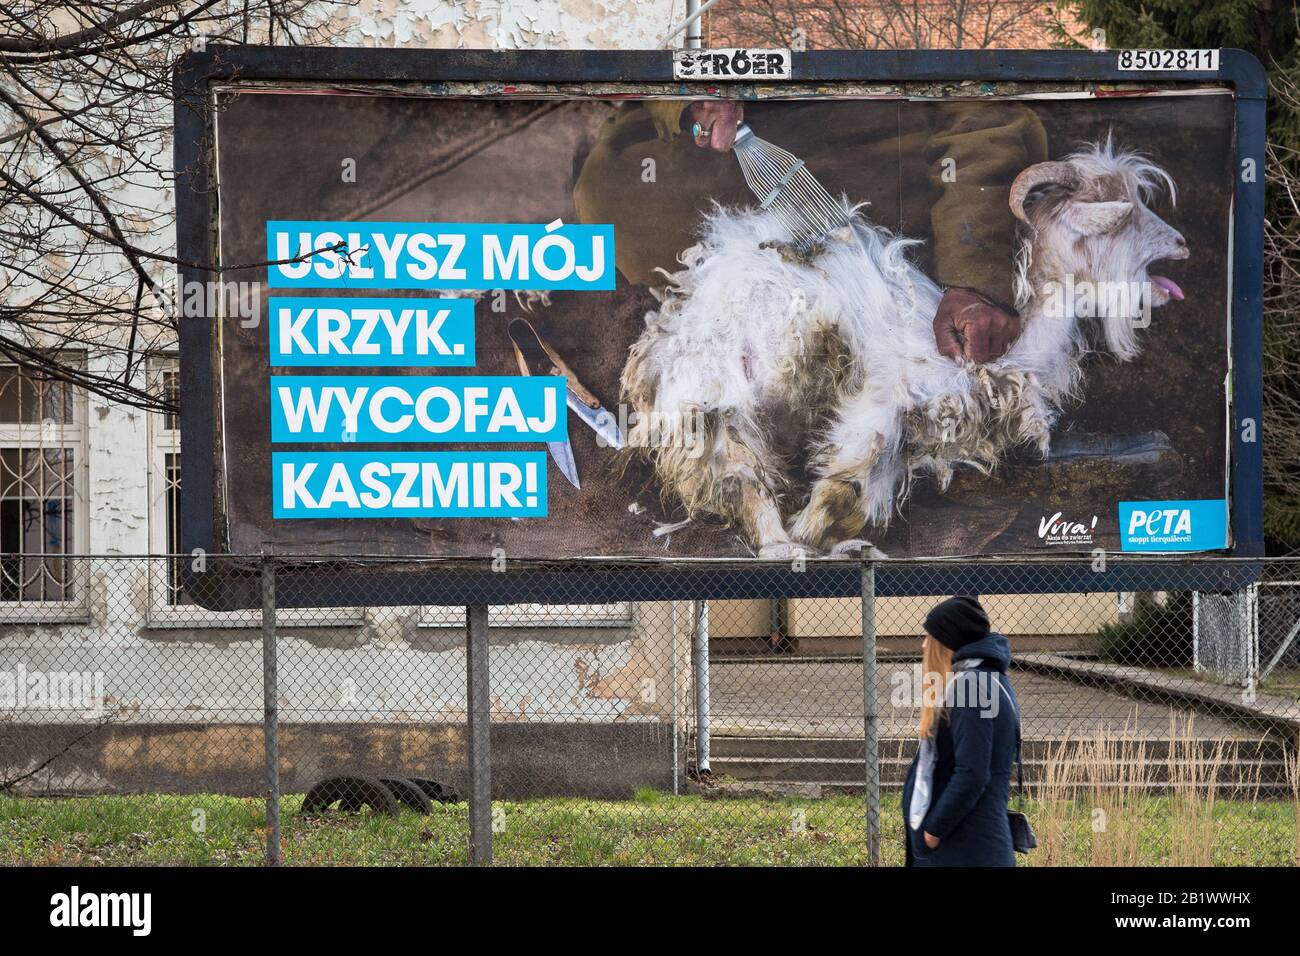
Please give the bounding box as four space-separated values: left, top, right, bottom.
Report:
86 355 151 557
348 0 682 51
0 634 656 724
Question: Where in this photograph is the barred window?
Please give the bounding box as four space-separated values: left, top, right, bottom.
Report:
0 364 86 608
152 365 185 604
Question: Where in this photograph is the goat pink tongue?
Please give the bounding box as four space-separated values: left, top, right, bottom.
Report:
1150 275 1184 301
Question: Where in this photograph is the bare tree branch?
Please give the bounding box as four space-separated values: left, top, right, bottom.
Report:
0 1 355 412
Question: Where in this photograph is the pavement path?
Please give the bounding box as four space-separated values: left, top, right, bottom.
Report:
710 657 1260 740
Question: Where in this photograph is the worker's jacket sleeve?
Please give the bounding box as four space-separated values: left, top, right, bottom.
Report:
924 103 1048 308
645 101 691 140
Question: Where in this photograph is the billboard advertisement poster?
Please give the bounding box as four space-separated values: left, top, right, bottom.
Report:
175 49 1265 603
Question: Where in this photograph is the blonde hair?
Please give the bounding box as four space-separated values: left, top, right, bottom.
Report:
918 635 954 740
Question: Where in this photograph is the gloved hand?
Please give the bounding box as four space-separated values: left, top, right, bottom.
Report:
933 286 1021 364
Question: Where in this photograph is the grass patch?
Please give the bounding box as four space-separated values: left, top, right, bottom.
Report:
1260 668 1300 700
0 791 1294 866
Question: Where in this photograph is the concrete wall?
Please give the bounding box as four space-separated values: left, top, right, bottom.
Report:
711 594 1122 639
2 722 680 799
0 591 694 796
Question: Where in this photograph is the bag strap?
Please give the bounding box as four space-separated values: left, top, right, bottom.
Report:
996 676 1025 810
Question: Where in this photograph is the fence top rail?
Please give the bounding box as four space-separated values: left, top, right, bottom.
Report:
1 553 1290 566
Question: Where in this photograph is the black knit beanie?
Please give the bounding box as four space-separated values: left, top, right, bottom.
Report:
923 596 990 651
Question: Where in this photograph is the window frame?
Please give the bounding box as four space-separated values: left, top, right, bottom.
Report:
0 360 90 623
146 357 365 628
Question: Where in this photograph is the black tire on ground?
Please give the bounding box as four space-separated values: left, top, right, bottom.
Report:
379 777 433 814
407 777 462 804
301 774 400 816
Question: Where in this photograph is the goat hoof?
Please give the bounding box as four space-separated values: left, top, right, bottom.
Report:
828 538 888 560
758 541 821 560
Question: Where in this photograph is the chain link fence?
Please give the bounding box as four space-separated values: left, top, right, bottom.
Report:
1 554 1297 866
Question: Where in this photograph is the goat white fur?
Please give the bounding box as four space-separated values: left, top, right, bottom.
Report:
621 140 1189 557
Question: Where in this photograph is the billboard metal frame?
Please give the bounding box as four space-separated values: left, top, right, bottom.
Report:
174 46 1266 606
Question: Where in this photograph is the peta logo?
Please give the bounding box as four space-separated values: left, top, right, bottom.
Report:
1037 511 1098 545
1118 500 1228 552
1126 508 1191 537
49 886 151 936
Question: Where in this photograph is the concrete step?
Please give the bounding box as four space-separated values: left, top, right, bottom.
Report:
711 754 1293 784
809 780 1299 795
707 735 1295 791
710 734 1288 761
712 736 868 759
712 755 911 782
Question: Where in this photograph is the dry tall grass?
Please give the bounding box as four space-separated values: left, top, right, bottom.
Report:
1027 722 1152 866
1286 734 1300 866
1165 716 1237 866
1028 734 1080 867
1082 726 1154 866
1025 715 1290 866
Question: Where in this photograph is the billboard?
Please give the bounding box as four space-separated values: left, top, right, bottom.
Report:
174 47 1264 604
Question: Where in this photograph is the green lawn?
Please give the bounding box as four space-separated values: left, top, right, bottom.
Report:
1260 668 1300 700
0 791 1294 866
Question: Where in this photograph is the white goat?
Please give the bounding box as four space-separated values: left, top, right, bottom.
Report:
621 140 1189 557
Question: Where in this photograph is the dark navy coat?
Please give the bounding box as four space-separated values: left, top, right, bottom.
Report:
902 634 1019 867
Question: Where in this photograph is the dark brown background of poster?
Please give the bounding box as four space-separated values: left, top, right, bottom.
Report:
213 90 1234 558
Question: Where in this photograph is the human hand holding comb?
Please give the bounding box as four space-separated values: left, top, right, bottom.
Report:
691 102 1022 364
689 101 744 151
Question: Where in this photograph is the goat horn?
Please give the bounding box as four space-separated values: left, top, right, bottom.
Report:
1009 161 1080 222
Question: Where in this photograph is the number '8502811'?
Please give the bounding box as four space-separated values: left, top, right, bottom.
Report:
1117 49 1219 72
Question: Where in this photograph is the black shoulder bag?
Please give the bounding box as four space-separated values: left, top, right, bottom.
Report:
999 678 1037 854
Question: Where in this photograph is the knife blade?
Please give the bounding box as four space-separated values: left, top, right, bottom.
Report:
547 438 581 489
567 388 625 450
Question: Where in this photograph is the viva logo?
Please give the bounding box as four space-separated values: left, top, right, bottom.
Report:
1037 511 1098 545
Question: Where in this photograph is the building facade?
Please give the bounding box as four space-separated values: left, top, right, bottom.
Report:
1 1 1110 798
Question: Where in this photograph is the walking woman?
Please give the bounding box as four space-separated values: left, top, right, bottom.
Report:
903 596 1020 867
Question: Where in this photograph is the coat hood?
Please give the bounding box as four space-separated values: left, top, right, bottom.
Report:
952 632 1011 672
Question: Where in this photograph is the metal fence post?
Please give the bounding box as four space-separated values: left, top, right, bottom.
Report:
861 560 881 866
466 604 492 864
671 600 680 795
692 599 711 775
261 555 281 867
